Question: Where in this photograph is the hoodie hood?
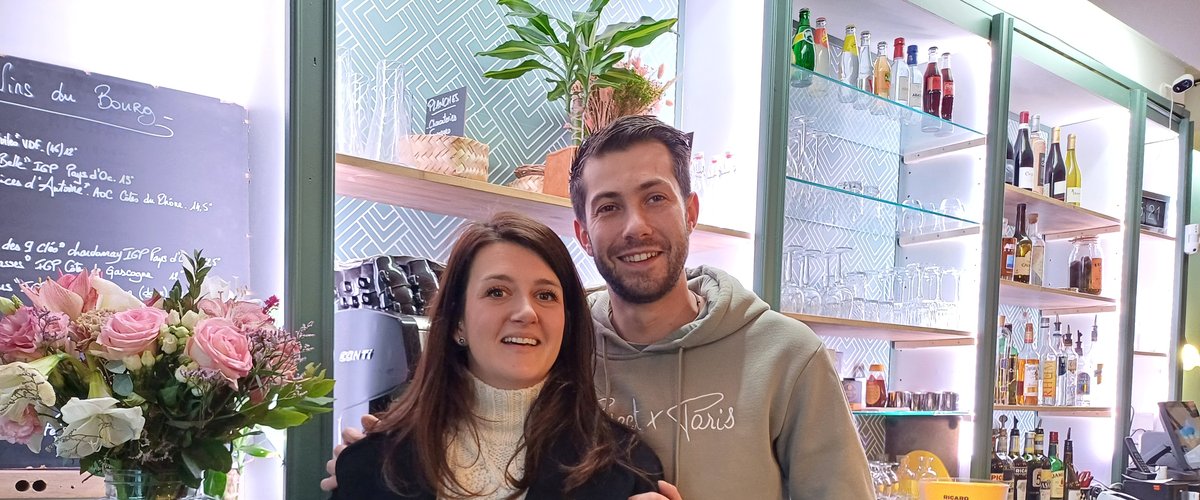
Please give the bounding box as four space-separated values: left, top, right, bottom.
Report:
590 265 770 357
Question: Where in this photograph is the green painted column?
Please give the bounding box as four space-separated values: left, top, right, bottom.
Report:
285 1 335 499
754 0 790 306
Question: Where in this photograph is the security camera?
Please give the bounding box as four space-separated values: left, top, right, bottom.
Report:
1173 73 1196 93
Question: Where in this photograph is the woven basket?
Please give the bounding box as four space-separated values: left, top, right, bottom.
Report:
407 134 489 181
507 164 545 193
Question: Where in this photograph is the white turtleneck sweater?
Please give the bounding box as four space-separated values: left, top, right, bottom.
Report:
443 375 544 500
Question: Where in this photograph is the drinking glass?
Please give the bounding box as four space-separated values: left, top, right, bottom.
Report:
899 198 923 237
938 267 962 328
367 59 413 165
838 181 864 229
918 265 941 327
781 245 805 313
801 249 826 315
845 271 869 320
787 116 808 179
940 198 967 230
822 247 854 318
335 47 370 157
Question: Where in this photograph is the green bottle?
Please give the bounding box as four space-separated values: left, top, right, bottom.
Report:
792 8 814 70
1047 432 1065 499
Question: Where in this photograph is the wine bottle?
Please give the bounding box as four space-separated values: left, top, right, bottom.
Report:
1001 218 1016 280
1045 127 1066 200
1014 203 1032 283
1048 431 1064 499
1030 114 1047 194
1064 429 1082 500
1006 137 1016 185
1065 134 1082 206
1015 112 1036 190
1029 213 1046 287
1012 423 1028 499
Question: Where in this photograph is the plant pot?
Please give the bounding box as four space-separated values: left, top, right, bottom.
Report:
542 146 577 198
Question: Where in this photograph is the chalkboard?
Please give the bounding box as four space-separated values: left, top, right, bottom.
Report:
424 87 466 136
0 55 250 301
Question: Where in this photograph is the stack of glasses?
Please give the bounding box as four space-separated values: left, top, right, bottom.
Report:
781 245 961 329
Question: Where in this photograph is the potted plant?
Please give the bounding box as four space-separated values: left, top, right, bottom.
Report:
475 0 676 196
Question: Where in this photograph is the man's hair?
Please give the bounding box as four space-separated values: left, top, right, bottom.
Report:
568 115 692 223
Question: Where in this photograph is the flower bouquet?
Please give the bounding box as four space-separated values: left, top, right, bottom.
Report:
574 54 675 137
0 252 333 499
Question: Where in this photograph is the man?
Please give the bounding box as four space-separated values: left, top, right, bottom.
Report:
323 116 873 498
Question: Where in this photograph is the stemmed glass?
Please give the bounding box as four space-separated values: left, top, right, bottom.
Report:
822 247 854 318
938 268 962 329
801 249 826 315
845 271 869 320
787 116 808 179
899 197 923 237
918 265 941 327
781 245 805 313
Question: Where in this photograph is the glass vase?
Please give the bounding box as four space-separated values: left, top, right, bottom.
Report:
104 470 188 500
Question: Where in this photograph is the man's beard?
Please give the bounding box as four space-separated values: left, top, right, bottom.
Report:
594 239 689 305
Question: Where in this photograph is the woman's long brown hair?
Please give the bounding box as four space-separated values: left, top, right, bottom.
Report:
375 212 635 497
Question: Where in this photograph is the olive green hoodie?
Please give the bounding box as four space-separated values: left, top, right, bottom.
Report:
591 266 873 499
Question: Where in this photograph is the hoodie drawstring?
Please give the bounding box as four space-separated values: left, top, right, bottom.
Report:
674 345 684 486
601 334 611 397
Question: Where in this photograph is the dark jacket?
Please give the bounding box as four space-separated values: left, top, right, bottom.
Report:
331 423 663 500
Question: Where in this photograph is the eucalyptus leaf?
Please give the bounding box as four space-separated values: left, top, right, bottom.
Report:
105 360 127 374
111 371 132 395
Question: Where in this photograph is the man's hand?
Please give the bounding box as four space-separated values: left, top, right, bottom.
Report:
629 481 682 500
319 414 380 491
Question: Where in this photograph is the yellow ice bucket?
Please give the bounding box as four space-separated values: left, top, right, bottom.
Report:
919 478 1010 500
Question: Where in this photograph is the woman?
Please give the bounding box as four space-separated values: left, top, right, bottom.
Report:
332 212 663 500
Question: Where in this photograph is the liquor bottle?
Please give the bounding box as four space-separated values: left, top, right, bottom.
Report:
922 46 942 131
812 17 835 79
940 52 954 121
839 26 859 104
1001 218 1016 280
993 429 1015 482
1024 431 1041 500
1029 213 1046 286
1075 331 1091 407
1064 429 1081 500
791 9 814 70
873 41 891 98
1015 112 1036 190
1013 203 1033 283
1006 137 1016 185
1041 322 1060 406
1047 431 1064 499
1065 134 1082 206
855 30 874 110
1006 320 1019 404
1045 127 1066 200
907 45 923 108
1021 321 1040 406
890 38 909 104
1060 331 1078 406
1013 430 1031 500
1030 114 1047 194
995 315 1010 403
1030 428 1048 500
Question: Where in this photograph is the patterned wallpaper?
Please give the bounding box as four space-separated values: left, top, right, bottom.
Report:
333 0 678 282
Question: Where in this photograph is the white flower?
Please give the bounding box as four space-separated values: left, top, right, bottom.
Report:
180 311 203 330
91 278 144 312
199 275 233 301
54 397 144 458
166 310 181 327
0 362 56 422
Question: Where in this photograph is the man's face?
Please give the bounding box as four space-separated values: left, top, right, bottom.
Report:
573 140 698 304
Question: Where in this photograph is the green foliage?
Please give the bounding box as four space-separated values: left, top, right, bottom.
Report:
161 250 212 313
476 0 676 142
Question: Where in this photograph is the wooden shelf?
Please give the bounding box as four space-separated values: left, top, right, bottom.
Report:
335 154 751 256
994 405 1112 417
1134 350 1168 358
998 280 1117 313
1003 185 1120 240
1140 228 1176 241
852 410 971 417
784 313 974 345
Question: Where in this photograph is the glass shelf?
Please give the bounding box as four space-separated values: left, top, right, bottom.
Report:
994 405 1112 418
852 410 970 417
788 66 986 159
785 176 979 239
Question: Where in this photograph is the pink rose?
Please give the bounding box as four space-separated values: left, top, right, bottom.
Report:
0 406 45 452
228 302 273 332
186 318 252 389
97 307 168 359
197 298 229 318
0 307 51 361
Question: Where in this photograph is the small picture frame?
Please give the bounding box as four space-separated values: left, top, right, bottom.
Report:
1140 190 1170 233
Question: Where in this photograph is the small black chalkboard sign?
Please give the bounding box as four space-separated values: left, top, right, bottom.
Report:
424 87 467 136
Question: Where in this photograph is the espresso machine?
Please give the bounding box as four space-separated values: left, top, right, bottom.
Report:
332 255 442 445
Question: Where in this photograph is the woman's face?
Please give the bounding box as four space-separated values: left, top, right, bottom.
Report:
460 242 565 390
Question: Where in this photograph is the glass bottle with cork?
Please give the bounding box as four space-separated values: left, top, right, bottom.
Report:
1001 218 1016 280
1020 321 1039 405
992 428 1015 483
1047 431 1064 499
1068 237 1103 295
1064 429 1081 500
1010 419 1027 499
1029 213 1046 286
1041 319 1061 406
